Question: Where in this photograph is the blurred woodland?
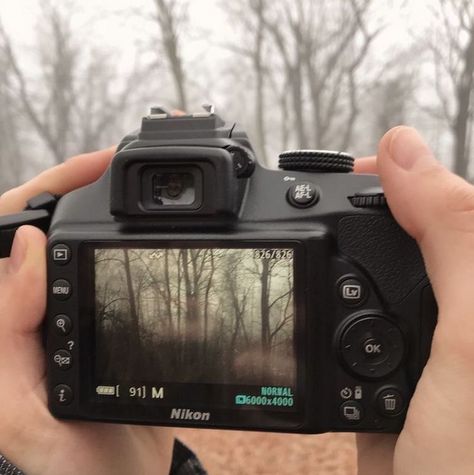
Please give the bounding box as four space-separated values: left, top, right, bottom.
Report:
1 0 474 193
95 248 295 385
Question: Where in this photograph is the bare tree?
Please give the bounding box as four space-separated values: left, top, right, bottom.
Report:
430 0 474 177
367 49 418 149
0 55 23 191
228 0 380 161
74 48 142 153
0 4 78 164
151 0 188 111
0 3 141 164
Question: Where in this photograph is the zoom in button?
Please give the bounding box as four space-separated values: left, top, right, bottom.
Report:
53 314 72 336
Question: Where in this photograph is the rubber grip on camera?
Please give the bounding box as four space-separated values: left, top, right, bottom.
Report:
337 215 426 304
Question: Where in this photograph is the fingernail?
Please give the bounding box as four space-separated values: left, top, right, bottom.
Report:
388 127 436 170
8 229 27 273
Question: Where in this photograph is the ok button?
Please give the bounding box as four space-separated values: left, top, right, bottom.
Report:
362 338 384 358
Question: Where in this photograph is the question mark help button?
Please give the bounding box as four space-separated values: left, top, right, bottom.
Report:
53 350 73 370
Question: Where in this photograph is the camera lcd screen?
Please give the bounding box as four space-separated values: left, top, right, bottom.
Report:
93 245 298 413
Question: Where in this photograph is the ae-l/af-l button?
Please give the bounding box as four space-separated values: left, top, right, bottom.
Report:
287 182 319 208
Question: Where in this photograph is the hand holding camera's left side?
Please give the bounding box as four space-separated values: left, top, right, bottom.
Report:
0 147 175 475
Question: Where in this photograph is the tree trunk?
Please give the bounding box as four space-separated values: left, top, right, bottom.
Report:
154 0 188 111
123 250 140 376
453 29 474 178
254 0 268 165
260 259 271 358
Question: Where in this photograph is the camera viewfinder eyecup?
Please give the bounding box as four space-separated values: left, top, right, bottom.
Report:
110 146 243 224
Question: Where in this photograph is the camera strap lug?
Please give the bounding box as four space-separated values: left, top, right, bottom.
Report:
0 192 59 258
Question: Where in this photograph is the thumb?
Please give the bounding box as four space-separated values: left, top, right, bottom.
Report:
0 225 47 387
377 126 474 327
0 225 47 334
0 226 50 464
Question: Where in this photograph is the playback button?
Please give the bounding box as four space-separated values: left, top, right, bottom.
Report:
51 244 71 265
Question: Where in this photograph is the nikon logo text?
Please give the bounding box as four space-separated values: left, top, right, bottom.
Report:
170 408 211 421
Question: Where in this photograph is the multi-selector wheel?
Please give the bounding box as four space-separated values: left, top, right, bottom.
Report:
339 315 405 379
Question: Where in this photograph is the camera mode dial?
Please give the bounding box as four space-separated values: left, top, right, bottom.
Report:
278 150 354 173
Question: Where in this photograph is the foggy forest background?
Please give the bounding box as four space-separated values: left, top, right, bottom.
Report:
1 0 474 192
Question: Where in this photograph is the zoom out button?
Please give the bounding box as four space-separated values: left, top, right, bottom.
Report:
53 350 73 370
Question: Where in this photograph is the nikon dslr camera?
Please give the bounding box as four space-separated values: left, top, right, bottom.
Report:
1 106 437 434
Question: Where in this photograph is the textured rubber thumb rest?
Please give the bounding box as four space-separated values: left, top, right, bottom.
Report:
0 192 58 258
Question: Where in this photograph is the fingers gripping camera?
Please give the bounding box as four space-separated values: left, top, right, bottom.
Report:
5 106 437 434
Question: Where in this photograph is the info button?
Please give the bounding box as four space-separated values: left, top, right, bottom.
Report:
51 279 72 301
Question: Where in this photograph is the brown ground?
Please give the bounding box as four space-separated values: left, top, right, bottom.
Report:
175 429 357 475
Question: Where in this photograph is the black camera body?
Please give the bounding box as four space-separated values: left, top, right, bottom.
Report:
44 108 436 434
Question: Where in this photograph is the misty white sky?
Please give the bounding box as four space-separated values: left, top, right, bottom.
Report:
0 0 434 73
0 0 455 170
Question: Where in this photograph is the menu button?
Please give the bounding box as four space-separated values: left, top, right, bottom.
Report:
52 279 72 301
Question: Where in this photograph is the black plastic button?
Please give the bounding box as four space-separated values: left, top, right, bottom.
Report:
228 146 255 178
287 182 319 208
376 388 404 417
362 337 385 359
51 279 72 301
53 314 72 336
338 277 366 306
53 384 73 405
51 244 71 265
340 315 405 379
53 350 73 370
340 401 364 423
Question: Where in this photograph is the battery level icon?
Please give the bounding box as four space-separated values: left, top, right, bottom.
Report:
235 395 247 405
96 385 119 396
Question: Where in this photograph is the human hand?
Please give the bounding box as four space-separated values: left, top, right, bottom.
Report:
0 148 174 475
356 126 474 474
